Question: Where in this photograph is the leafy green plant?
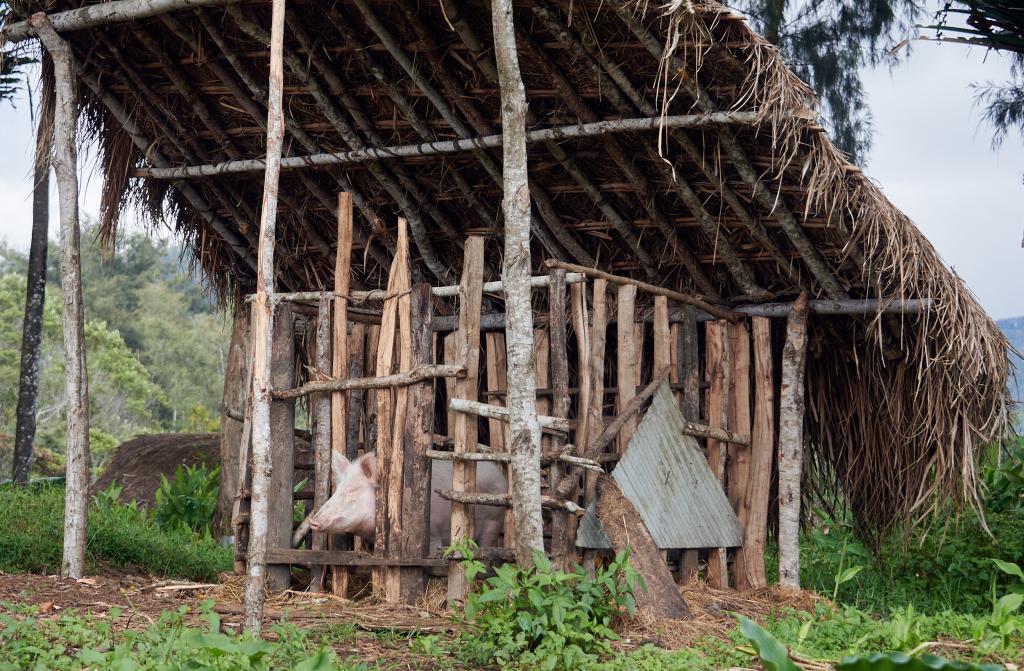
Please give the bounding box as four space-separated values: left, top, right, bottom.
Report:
445 539 643 670
736 615 801 671
153 463 220 536
888 604 925 651
834 652 1005 671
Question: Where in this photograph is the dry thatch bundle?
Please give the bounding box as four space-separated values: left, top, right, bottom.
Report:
1 0 1012 542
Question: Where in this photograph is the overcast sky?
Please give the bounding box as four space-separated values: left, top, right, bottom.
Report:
0 30 1021 320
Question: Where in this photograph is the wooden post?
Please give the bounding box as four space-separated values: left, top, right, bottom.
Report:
492 0 544 564
30 14 89 580
547 268 573 570
384 223 413 603
398 283 433 602
232 349 255 573
215 309 251 537
485 333 513 549
616 285 639 452
677 304 700 583
331 193 353 595
738 317 773 589
267 305 295 591
243 0 287 632
778 292 809 588
374 218 409 596
526 329 550 550
728 322 754 590
310 295 332 592
584 280 608 497
449 237 484 603
705 321 731 588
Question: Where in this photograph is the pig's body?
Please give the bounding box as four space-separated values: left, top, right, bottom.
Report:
428 459 506 555
306 450 507 557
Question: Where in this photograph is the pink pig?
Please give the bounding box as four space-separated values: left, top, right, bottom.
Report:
305 451 506 556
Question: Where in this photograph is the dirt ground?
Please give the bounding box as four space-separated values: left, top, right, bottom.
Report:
0 569 822 668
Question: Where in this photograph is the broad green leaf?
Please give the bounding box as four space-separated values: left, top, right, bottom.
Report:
992 559 1024 582
736 615 801 671
835 652 1005 671
836 565 865 586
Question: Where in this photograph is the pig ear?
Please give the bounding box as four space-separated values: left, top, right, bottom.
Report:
331 451 350 485
358 452 379 485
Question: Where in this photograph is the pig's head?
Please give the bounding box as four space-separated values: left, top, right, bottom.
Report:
308 451 378 540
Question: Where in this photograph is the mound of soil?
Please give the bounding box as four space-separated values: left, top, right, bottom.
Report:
93 433 221 507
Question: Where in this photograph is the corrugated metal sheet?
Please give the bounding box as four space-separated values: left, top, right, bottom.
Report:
576 383 744 549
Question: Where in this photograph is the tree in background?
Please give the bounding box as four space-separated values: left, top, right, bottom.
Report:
729 0 922 163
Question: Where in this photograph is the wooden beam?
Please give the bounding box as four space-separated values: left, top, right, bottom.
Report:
547 268 574 570
272 364 464 399
437 490 584 515
330 193 353 596
778 293 810 588
543 260 739 322
267 305 295 591
242 0 286 635
449 237 484 603
616 285 639 454
449 399 573 434
737 317 774 590
4 0 240 42
677 304 701 583
309 295 331 592
584 279 609 498
727 322 753 590
133 112 765 179
705 321 730 589
425 449 602 472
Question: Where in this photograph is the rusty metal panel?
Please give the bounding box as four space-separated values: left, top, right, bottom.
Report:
576 383 744 549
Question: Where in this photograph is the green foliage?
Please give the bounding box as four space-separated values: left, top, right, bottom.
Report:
0 600 352 670
834 653 1004 671
737 615 801 671
445 540 642 670
0 481 230 580
153 463 221 536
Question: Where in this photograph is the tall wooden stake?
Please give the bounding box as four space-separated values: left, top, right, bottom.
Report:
778 292 809 588
728 322 753 590
29 14 89 580
243 0 287 633
705 321 731 588
332 193 354 595
616 285 639 453
739 317 774 589
310 294 331 591
492 0 544 564
267 305 295 591
547 268 573 570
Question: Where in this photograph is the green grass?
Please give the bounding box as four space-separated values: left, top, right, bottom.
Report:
0 482 231 581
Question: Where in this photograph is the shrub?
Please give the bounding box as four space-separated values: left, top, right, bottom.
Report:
447 540 643 670
153 463 220 536
0 481 231 581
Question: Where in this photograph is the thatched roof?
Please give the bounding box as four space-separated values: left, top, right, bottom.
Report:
2 0 1013 539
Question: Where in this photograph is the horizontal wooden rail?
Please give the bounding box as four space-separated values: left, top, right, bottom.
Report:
265 547 516 568
3 0 241 42
272 364 463 399
133 112 765 179
543 260 740 322
448 398 573 434
425 448 602 472
435 490 585 515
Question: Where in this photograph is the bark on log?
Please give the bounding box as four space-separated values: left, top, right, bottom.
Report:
449 399 572 434
4 0 240 41
705 321 731 588
594 474 690 618
309 294 331 591
778 292 810 588
616 285 639 454
30 14 90 580
547 268 574 569
267 306 295 591
242 0 286 634
12 94 51 484
215 309 251 536
272 364 464 398
436 490 583 515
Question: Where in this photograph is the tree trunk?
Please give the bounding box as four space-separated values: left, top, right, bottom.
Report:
215 308 251 536
491 0 543 564
243 0 286 634
12 85 52 484
778 291 809 588
29 14 90 580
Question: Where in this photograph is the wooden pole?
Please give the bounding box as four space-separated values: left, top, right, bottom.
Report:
242 0 287 634
728 322 753 590
584 280 609 498
331 193 354 591
547 268 574 570
215 309 251 537
778 292 810 588
705 321 731 588
677 305 700 583
448 237 484 603
449 399 572 433
543 260 739 322
616 285 639 454
738 317 774 589
267 305 295 591
399 284 434 601
492 0 545 565
29 14 89 580
310 294 331 592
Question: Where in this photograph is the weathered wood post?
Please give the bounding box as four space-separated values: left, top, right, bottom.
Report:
310 293 332 592
448 237 483 603
215 309 251 537
677 305 701 583
778 292 810 588
491 0 545 564
29 13 90 580
331 192 353 596
547 268 573 570
728 322 753 590
243 0 287 633
705 321 731 588
398 283 434 602
267 305 295 591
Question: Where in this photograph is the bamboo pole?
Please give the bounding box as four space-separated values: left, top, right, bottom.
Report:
242 0 286 634
778 292 810 588
29 14 89 580
133 112 762 180
4 0 239 41
543 260 739 322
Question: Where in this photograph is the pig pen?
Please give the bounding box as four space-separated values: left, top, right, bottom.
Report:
229 218 783 608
